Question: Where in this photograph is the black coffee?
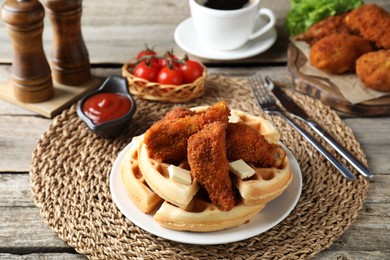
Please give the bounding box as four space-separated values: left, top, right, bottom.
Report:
204 0 250 10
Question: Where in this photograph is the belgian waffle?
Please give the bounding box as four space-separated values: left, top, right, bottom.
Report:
121 106 292 232
234 156 292 206
154 199 265 232
138 142 200 209
121 136 163 213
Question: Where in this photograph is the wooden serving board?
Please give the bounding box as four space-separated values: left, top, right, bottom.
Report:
287 43 390 116
0 77 102 118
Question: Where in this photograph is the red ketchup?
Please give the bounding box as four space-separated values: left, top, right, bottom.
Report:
82 93 131 124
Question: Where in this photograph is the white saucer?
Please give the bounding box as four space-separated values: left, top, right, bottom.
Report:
110 139 301 245
174 17 277 60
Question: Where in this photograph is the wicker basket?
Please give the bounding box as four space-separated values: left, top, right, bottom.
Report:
122 62 207 103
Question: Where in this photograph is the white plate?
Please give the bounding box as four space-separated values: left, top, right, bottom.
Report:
110 140 302 245
174 17 277 60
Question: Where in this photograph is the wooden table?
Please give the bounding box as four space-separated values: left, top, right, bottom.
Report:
1 0 389 259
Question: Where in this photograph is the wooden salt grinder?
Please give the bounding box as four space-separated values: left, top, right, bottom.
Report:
44 0 91 86
1 0 54 103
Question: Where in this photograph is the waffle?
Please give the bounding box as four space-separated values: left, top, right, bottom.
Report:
121 106 292 232
138 142 200 209
121 136 163 213
154 199 265 232
234 156 292 206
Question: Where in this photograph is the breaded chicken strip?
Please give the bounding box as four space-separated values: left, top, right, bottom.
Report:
345 4 390 49
187 122 235 212
356 50 390 92
226 122 286 168
144 101 230 163
310 33 374 74
295 13 353 46
160 107 195 122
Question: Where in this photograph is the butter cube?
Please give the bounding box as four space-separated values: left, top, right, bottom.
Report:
228 113 241 123
229 159 255 179
168 165 192 185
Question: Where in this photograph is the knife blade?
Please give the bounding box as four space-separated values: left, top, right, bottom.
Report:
265 76 373 178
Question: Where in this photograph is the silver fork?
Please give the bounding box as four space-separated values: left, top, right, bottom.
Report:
249 73 356 181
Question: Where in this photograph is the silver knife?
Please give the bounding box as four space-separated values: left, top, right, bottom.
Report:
265 76 373 178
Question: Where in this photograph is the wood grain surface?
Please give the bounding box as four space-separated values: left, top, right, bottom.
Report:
1 0 390 259
0 0 290 64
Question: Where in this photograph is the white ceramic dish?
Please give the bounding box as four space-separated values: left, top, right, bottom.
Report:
174 17 277 60
110 138 302 245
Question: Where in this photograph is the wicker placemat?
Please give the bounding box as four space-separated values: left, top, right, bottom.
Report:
30 75 369 259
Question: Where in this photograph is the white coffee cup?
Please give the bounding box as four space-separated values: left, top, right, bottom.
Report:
189 0 276 51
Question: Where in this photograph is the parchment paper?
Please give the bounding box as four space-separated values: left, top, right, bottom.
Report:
293 40 388 104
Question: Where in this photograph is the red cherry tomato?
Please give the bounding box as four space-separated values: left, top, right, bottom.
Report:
133 60 160 82
179 59 204 83
136 46 157 59
157 66 183 85
158 51 179 68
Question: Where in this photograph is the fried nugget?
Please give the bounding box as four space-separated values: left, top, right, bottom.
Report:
345 4 390 49
226 122 286 168
144 101 230 163
187 122 235 212
310 33 374 74
356 50 390 92
295 13 353 46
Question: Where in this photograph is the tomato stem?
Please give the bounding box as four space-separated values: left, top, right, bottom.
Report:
143 43 156 52
168 58 175 69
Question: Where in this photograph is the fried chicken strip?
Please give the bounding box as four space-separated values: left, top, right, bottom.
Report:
187 122 235 211
295 13 353 46
226 122 286 168
345 4 390 49
144 101 230 163
159 107 195 122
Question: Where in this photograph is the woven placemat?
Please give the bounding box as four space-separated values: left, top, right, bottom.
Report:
30 75 369 259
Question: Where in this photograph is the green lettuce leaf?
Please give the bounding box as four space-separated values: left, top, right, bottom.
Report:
286 0 364 36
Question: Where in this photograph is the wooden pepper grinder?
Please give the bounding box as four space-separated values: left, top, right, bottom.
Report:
1 0 54 103
44 0 91 86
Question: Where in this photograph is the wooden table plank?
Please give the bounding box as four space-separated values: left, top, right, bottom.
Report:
0 207 70 249
1 168 389 254
1 0 388 64
0 25 289 65
0 174 35 207
317 250 390 259
0 115 51 172
344 118 390 174
0 0 290 64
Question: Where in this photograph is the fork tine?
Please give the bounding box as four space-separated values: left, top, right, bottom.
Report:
249 73 275 109
256 74 273 101
251 75 263 102
254 74 265 103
